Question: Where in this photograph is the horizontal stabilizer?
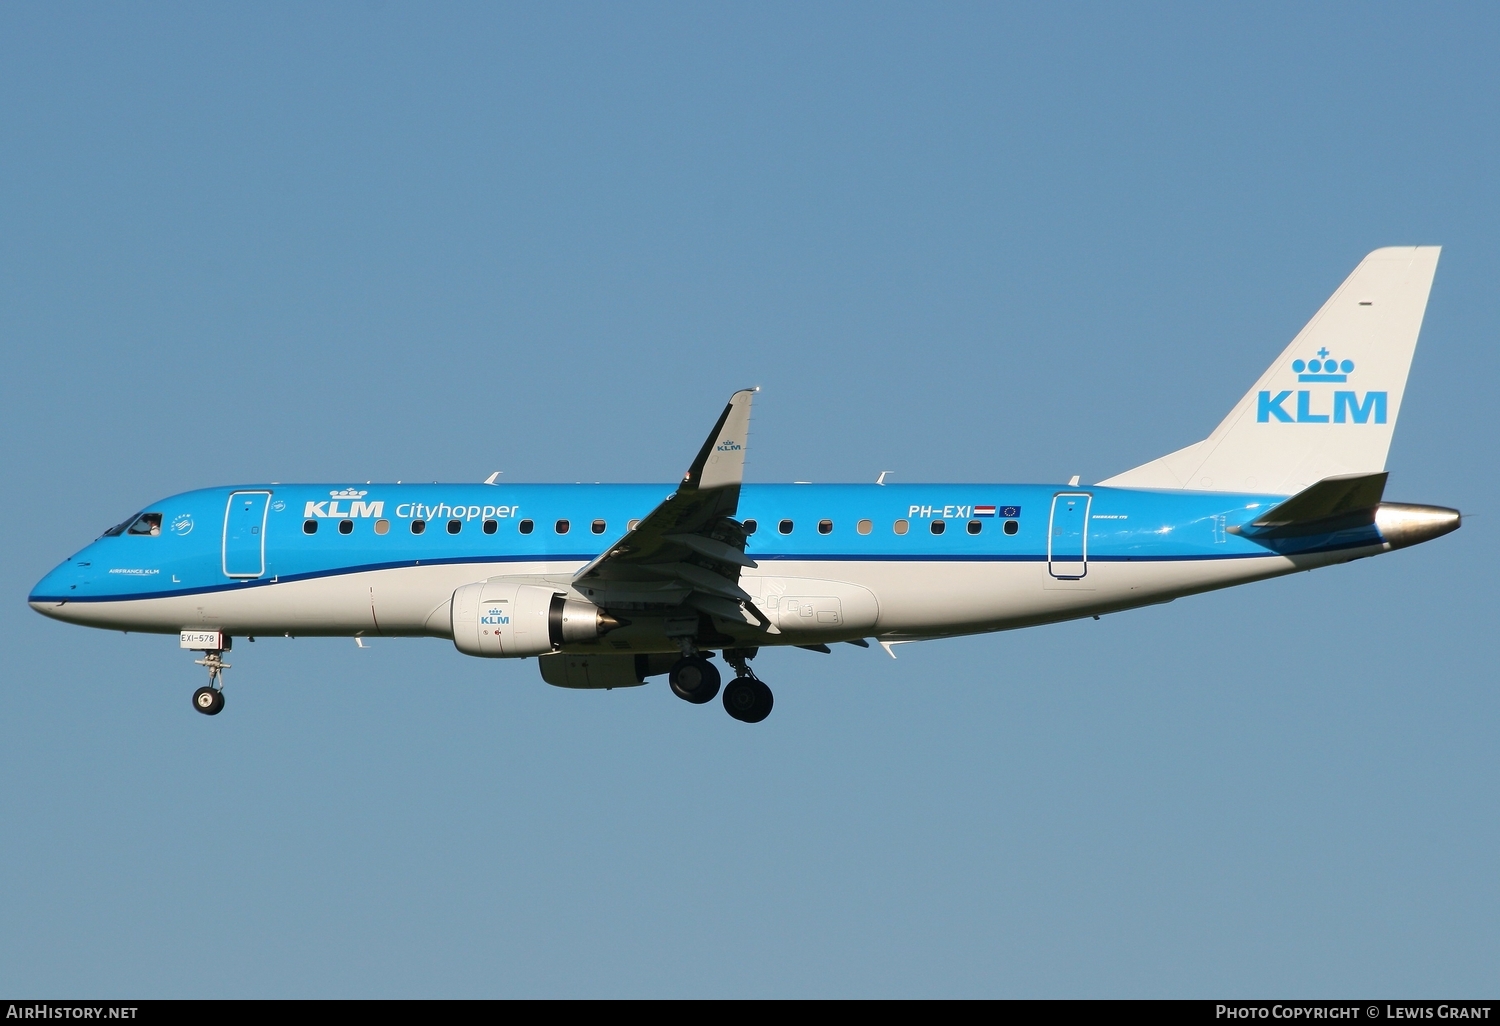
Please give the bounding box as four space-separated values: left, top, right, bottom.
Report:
1238 472 1387 538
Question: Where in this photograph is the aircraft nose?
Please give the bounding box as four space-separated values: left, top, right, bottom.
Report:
29 597 65 619
1374 503 1462 550
28 556 91 619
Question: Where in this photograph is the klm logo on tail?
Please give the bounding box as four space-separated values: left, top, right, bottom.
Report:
1257 349 1387 424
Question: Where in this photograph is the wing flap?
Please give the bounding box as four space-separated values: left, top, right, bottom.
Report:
640 562 753 602
663 533 758 568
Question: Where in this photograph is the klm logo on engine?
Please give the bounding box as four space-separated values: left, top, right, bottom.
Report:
303 488 385 519
480 606 509 626
1257 348 1387 424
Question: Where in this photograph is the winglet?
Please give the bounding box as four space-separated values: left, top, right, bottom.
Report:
570 389 756 587
683 389 754 492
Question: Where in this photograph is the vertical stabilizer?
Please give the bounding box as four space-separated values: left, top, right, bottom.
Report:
1100 247 1440 495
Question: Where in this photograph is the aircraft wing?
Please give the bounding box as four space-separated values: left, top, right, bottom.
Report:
571 389 775 631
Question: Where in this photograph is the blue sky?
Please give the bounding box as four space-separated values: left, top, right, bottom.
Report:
2 3 1496 997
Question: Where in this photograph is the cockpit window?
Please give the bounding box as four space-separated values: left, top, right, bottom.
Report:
102 515 135 537
126 513 163 537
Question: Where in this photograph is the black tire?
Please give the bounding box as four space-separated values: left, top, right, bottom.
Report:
723 676 773 723
668 656 721 704
752 679 774 721
193 686 224 716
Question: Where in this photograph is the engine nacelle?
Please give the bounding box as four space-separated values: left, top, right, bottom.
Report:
451 580 624 658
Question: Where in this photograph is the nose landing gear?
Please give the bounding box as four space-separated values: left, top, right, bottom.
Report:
191 648 229 716
192 685 225 715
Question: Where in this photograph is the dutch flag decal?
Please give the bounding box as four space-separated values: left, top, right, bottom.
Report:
974 505 997 517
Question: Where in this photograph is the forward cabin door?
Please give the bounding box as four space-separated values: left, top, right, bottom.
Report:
223 491 272 578
1048 492 1091 579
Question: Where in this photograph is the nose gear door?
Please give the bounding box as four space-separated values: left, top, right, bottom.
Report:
223 491 271 578
1048 492 1091 579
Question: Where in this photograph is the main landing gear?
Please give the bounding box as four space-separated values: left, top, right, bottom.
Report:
191 649 229 716
722 675 773 724
668 655 721 704
667 647 774 722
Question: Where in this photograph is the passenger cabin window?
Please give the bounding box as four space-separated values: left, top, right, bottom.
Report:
555 519 570 535
592 519 607 535
303 520 318 535
931 520 946 535
374 519 390 535
967 520 982 535
742 519 757 535
818 519 833 535
857 519 872 535
411 519 427 535
447 519 462 534
519 519 534 534
339 519 354 535
482 519 497 534
778 519 794 535
893 519 909 535
1004 519 1019 535
628 519 641 531
127 513 162 536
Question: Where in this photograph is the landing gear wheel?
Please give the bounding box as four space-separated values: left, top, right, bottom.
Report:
722 676 773 723
193 686 224 716
669 656 721 704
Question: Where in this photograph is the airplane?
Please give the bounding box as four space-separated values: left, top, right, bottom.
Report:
29 247 1460 723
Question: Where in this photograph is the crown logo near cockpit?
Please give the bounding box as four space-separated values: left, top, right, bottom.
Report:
330 488 369 499
1292 348 1354 383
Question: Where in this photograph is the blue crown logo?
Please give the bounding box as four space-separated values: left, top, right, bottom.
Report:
1292 348 1354 383
330 488 368 499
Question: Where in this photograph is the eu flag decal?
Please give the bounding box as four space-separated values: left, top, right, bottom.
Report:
999 506 1021 518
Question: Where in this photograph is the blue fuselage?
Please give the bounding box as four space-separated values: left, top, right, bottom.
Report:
32 481 1375 612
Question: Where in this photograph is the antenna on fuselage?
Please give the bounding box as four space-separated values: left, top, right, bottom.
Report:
484 471 502 485
876 471 892 485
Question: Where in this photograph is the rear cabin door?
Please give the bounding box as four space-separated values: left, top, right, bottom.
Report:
223 491 271 578
1048 492 1091 579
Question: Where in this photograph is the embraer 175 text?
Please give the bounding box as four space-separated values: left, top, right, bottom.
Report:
30 248 1460 722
